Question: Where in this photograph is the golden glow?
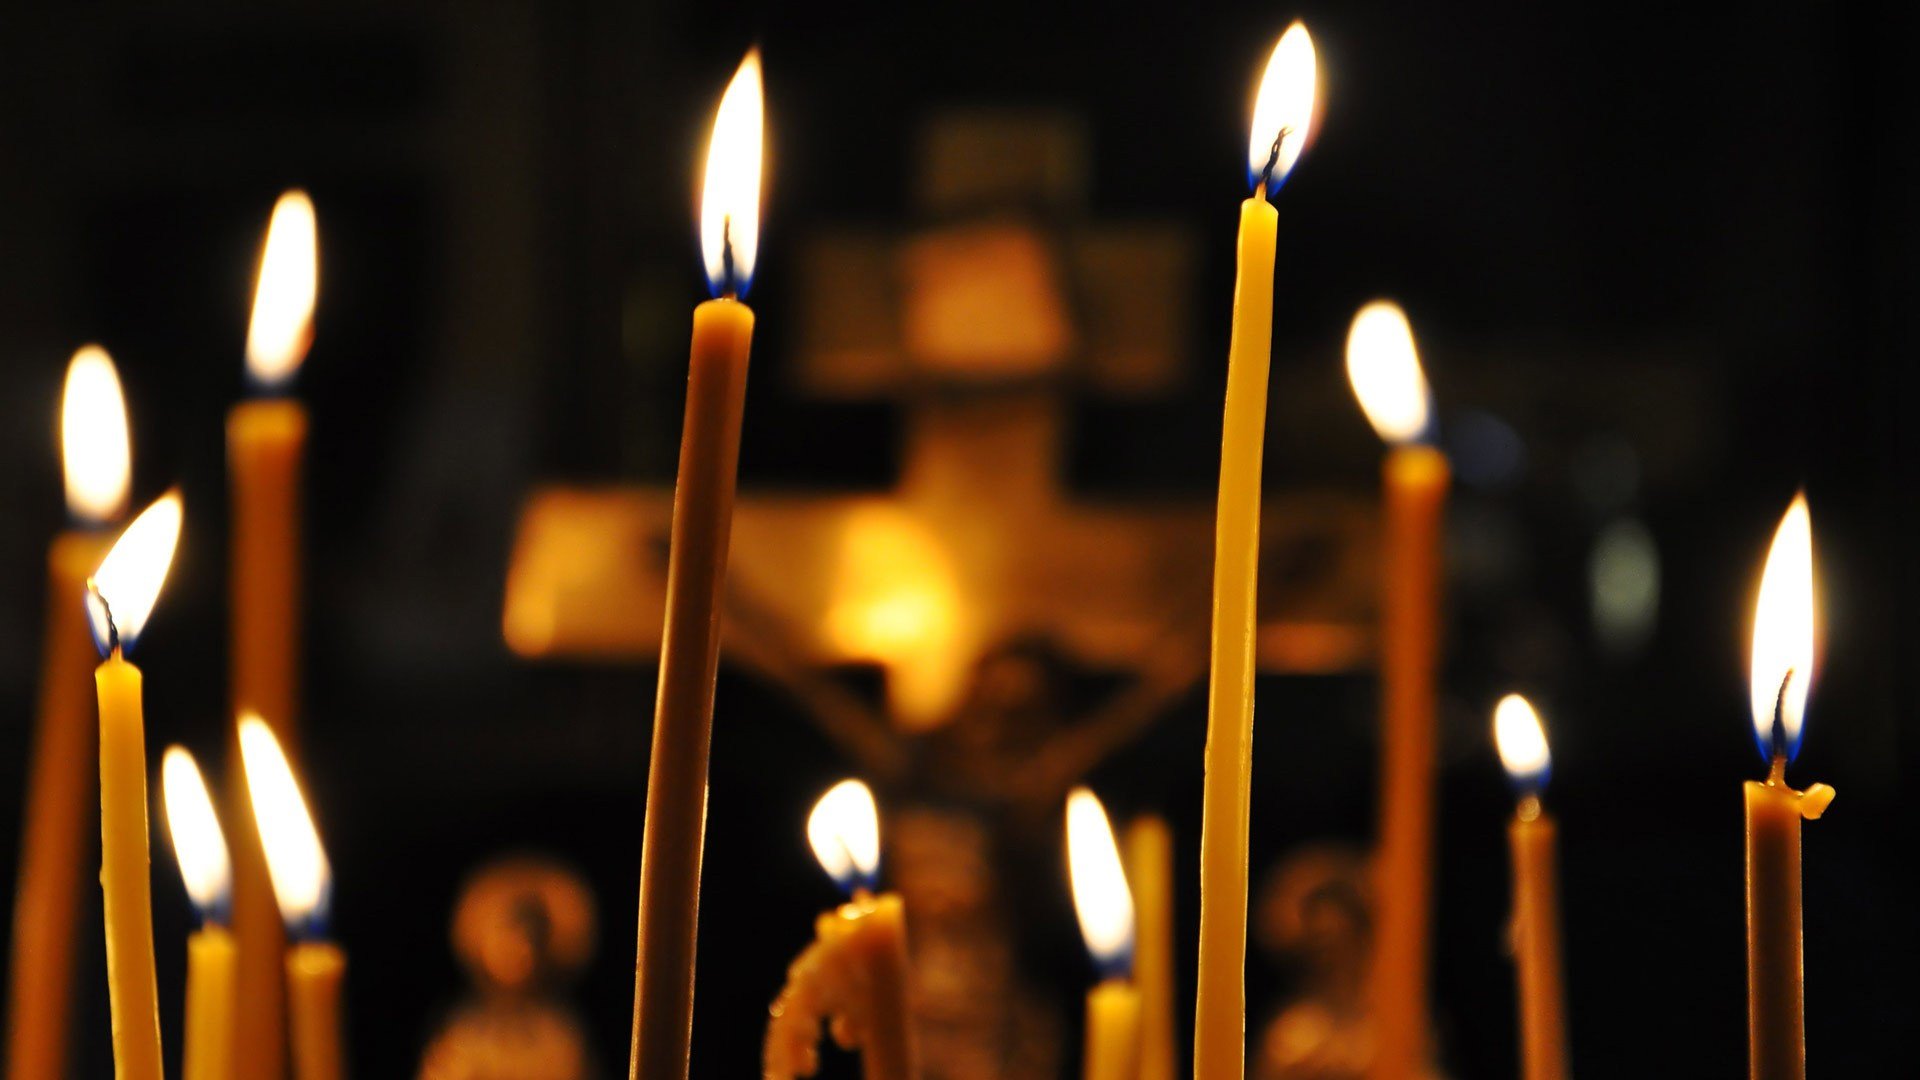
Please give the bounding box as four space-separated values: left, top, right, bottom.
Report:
1247 22 1319 191
806 779 880 889
1492 694 1551 785
60 344 132 525
1749 494 1816 756
161 747 231 916
86 490 183 653
245 189 318 387
1065 787 1134 967
699 50 765 295
1345 300 1432 444
826 505 964 726
238 714 331 926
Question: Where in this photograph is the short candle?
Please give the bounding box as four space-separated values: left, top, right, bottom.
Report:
1492 695 1567 1080
161 748 238 1080
239 716 347 1080
1068 788 1141 1080
765 779 919 1080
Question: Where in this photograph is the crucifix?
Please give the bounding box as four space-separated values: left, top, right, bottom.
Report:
504 110 1377 1079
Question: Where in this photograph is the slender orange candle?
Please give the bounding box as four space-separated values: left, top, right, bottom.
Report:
229 187 318 1080
86 492 185 1080
1743 495 1834 1080
1346 300 1448 1080
1070 789 1141 1080
1123 817 1175 1080
162 748 238 1080
5 346 130 1080
629 51 765 1080
1195 26 1318 1080
239 715 346 1080
766 780 918 1080
1492 695 1566 1080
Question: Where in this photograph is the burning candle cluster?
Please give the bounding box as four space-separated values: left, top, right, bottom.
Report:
0 20 1849 1080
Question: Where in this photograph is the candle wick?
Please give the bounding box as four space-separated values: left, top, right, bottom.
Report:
720 215 737 297
1769 668 1795 761
86 581 120 654
1516 793 1543 822
1258 125 1294 197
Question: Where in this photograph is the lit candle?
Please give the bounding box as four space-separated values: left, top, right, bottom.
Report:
1195 25 1318 1080
86 491 185 1080
765 780 918 1080
162 748 237 1080
630 51 765 1080
5 346 131 1080
1744 494 1834 1080
229 187 318 1080
1346 300 1447 1080
1122 817 1175 1080
1492 695 1566 1080
238 716 345 1080
1069 789 1140 1080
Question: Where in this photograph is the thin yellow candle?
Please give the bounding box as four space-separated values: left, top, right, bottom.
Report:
1069 788 1141 1080
1195 26 1318 1080
1123 817 1175 1080
229 187 318 1080
238 715 346 1080
1346 301 1448 1080
5 346 130 1080
766 780 919 1080
1492 695 1566 1080
631 52 765 1080
162 748 238 1080
1743 495 1834 1080
86 491 185 1080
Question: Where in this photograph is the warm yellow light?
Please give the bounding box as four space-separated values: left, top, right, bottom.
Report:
1749 493 1816 759
826 506 966 727
1065 787 1134 970
162 747 231 917
1345 300 1432 444
1247 22 1319 192
807 779 880 891
699 50 765 296
1493 694 1551 787
245 189 318 388
86 490 183 654
238 714 331 928
61 344 132 525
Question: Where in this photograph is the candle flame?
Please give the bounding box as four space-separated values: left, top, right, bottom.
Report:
1065 787 1134 975
1247 22 1319 194
700 50 765 298
161 747 231 919
1749 493 1816 762
61 344 131 525
1492 694 1552 791
807 779 880 893
238 714 332 932
85 490 182 656
1345 300 1432 444
245 189 318 389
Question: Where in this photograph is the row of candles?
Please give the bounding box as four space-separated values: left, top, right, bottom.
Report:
0 18 1835 1080
630 27 1837 1080
4 190 334 1080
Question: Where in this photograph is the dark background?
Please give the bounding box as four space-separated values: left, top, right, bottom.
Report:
0 1 1912 1076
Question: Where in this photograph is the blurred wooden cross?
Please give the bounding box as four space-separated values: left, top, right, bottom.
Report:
503 111 1374 762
